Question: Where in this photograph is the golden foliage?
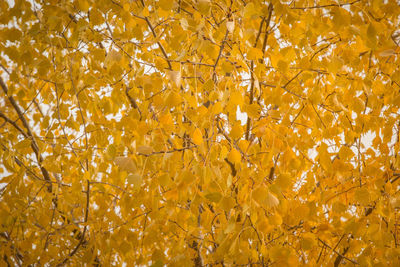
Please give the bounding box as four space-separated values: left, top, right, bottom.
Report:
1 0 400 266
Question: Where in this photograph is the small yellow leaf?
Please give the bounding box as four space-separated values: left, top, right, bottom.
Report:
226 21 235 33
228 236 239 255
276 173 292 190
107 49 122 62
158 0 173 10
137 145 154 155
269 213 282 225
366 23 377 48
114 156 137 173
202 79 214 91
220 197 235 212
351 97 365 113
245 103 260 119
332 94 348 112
166 91 182 107
220 145 228 159
379 49 396 57
227 148 241 164
212 102 223 114
197 0 211 15
230 122 244 140
247 47 263 61
167 70 181 87
224 221 236 234
142 8 149 17
180 18 189 30
15 139 31 149
106 144 117 159
230 91 243 106
244 2 258 18
78 0 90 12
192 128 203 145
159 112 173 127
127 173 142 190
252 186 268 205
339 146 354 160
265 191 279 208
355 188 370 205
300 233 316 250
205 192 222 203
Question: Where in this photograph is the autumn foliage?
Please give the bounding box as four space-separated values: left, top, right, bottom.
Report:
1 0 400 266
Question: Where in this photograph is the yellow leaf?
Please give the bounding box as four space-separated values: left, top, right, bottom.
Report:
355 188 370 205
332 94 348 111
265 191 279 208
106 49 122 62
366 23 377 49
205 192 222 203
221 60 234 74
300 233 316 250
15 139 31 149
247 47 263 61
220 145 228 159
228 236 239 255
192 128 203 145
137 146 154 155
230 91 243 106
180 18 189 30
202 79 214 91
159 112 173 127
211 102 223 114
230 122 244 140
158 0 173 10
114 156 137 173
142 8 149 17
351 97 365 113
339 146 354 160
378 49 396 57
227 148 241 164
220 197 235 212
269 213 282 225
167 70 181 87
226 21 235 33
224 221 236 234
276 173 292 190
127 173 142 190
78 0 90 12
106 144 117 159
166 91 182 107
197 0 211 15
244 2 258 18
245 103 260 119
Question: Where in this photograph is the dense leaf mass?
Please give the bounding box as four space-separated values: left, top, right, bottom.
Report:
1 0 400 265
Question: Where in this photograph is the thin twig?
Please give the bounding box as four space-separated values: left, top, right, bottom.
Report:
318 238 358 265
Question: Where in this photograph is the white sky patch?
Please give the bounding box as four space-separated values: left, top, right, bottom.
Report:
236 105 248 125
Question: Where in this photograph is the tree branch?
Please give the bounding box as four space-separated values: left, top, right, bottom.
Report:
137 146 196 157
261 4 273 54
144 17 173 70
125 86 142 119
0 76 52 192
0 111 28 138
318 238 358 265
58 180 90 266
246 7 273 140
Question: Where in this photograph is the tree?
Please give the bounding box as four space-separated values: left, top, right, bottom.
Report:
1 0 400 265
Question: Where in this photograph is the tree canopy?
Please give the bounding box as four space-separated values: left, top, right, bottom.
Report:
1 0 400 265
